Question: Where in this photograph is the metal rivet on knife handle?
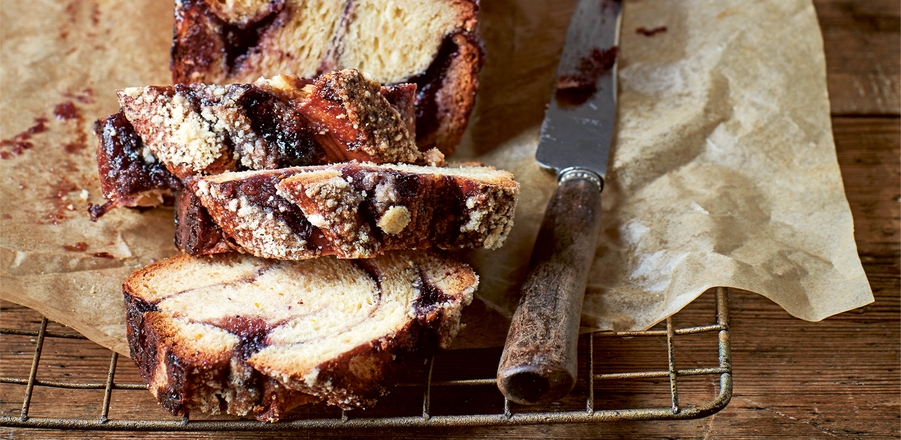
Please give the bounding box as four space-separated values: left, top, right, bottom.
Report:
497 170 604 405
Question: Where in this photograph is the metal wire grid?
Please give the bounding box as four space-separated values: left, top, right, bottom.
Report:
0 288 731 431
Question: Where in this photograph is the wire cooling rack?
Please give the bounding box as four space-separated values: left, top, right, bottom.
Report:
0 288 731 431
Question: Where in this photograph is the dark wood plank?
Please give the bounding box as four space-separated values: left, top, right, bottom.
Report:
815 0 901 115
833 117 901 258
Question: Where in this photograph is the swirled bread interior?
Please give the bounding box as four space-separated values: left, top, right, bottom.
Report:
125 252 477 421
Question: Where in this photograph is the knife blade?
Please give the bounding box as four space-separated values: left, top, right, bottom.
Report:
497 0 622 405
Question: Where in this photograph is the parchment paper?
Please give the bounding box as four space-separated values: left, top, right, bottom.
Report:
462 0 874 332
0 0 873 355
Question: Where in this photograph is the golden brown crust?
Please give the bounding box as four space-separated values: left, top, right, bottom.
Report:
117 85 242 179
276 163 519 258
94 71 432 219
189 170 326 260
171 0 227 84
380 83 417 137
124 252 477 420
431 32 482 153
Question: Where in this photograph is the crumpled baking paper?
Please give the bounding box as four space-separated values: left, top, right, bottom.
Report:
0 0 872 355
462 0 874 332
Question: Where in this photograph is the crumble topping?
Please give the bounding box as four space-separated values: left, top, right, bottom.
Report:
118 88 225 176
377 206 411 235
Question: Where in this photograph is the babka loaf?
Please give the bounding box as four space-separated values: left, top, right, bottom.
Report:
185 162 518 259
125 252 477 421
92 69 439 219
171 0 483 154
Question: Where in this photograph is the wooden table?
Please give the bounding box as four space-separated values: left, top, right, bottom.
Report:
1 0 898 438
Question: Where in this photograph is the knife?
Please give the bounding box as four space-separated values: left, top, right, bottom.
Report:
497 0 622 405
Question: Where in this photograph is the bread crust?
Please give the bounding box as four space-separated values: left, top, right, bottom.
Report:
124 252 477 421
297 70 442 165
409 31 483 154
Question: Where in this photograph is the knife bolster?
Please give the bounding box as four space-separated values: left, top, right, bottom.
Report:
558 167 604 192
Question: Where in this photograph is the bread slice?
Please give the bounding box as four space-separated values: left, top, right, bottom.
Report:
117 69 440 180
92 70 440 219
125 252 477 421
186 162 518 259
171 0 483 155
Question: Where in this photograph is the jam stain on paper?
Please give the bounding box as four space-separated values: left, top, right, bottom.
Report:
65 142 87 154
2 98 89 160
0 117 48 159
63 242 89 252
636 26 667 37
60 0 103 40
55 99 90 156
3 91 102 230
54 101 79 121
65 88 94 104
42 177 81 225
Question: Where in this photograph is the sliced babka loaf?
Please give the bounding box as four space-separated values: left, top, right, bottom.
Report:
184 162 518 259
124 252 477 421
171 0 483 154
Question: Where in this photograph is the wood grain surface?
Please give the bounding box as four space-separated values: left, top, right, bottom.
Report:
1 0 899 438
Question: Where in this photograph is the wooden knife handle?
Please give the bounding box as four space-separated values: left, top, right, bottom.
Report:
497 170 603 405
